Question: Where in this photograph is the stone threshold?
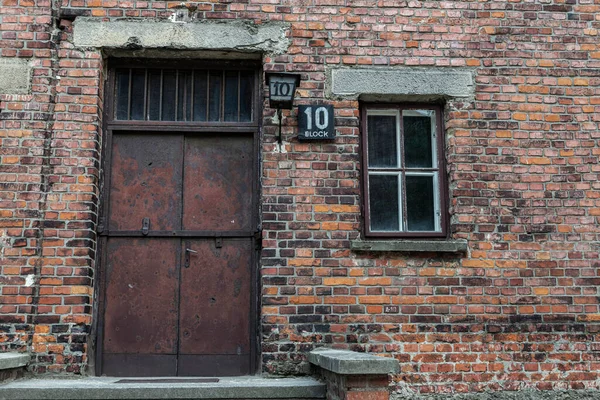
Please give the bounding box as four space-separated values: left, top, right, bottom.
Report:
0 375 326 400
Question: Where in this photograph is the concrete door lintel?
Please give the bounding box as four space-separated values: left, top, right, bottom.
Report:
72 18 291 55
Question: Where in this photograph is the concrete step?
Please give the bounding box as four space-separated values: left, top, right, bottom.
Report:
0 376 326 400
0 353 29 383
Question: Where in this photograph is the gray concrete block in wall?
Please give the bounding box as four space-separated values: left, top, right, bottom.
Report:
331 68 474 98
0 58 31 95
73 18 290 54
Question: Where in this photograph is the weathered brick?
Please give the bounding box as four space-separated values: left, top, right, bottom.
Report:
1 0 600 394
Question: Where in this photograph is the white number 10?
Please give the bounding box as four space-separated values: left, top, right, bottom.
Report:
304 106 328 130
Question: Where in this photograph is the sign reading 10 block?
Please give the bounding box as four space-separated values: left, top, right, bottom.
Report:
298 104 335 141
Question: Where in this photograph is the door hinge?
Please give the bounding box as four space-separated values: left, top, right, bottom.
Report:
254 229 262 250
97 218 105 234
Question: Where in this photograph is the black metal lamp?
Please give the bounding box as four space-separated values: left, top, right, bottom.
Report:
266 72 301 145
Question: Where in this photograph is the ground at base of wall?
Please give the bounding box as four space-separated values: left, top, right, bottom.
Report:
391 389 600 400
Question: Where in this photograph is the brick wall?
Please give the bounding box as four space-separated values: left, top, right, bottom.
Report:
0 0 103 373
1 0 600 394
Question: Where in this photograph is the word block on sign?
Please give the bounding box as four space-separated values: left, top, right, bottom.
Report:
298 104 335 141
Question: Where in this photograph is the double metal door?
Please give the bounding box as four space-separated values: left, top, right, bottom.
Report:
98 131 256 376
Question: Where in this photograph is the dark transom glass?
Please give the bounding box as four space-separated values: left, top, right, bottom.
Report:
114 68 254 123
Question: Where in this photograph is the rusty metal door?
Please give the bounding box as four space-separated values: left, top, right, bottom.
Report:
97 61 260 377
99 132 255 377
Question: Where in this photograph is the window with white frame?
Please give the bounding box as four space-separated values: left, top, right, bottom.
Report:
361 104 447 238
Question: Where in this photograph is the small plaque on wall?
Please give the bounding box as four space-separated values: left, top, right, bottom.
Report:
298 104 335 141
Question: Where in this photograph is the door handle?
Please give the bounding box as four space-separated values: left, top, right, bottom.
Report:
184 248 197 268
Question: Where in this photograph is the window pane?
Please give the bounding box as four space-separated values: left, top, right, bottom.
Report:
403 110 434 168
239 71 253 122
130 69 146 120
193 70 207 121
177 72 184 121
224 70 239 122
369 174 399 231
115 69 130 120
161 70 177 121
147 71 161 121
208 71 222 121
367 115 398 168
113 67 253 123
405 175 435 231
177 71 192 121
185 71 193 121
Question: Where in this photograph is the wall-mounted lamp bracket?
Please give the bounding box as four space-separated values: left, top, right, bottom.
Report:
265 72 301 145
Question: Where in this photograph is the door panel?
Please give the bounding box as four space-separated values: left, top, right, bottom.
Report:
102 354 177 377
178 355 250 377
179 238 252 356
183 134 253 232
103 238 179 355
109 133 183 231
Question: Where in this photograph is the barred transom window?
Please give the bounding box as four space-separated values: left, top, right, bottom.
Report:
362 105 447 237
114 68 255 122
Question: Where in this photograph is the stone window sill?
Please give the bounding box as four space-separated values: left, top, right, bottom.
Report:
350 239 467 253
